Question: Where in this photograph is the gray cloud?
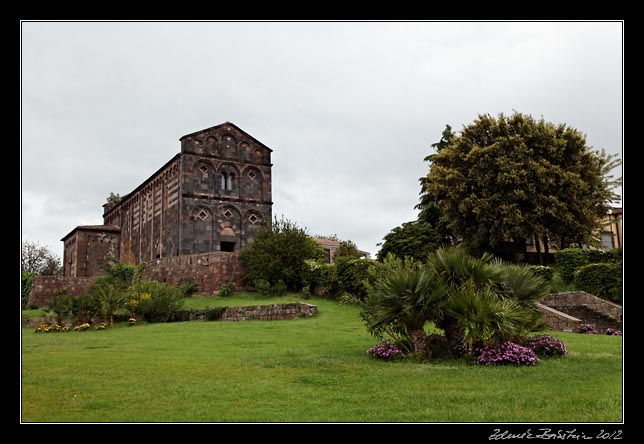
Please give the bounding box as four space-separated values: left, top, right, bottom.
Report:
21 21 623 259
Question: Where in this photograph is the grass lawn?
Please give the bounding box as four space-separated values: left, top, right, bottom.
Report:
21 293 622 423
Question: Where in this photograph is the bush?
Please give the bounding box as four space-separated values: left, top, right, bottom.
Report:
218 282 235 297
239 216 325 292
367 339 404 361
555 248 587 283
335 258 377 302
45 289 74 325
523 335 567 357
132 281 185 323
470 341 539 366
574 262 622 303
527 265 553 283
576 323 595 334
180 280 199 297
70 293 100 325
252 278 286 297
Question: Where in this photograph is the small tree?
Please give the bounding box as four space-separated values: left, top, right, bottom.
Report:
91 281 127 325
376 220 440 262
240 216 324 292
21 240 63 275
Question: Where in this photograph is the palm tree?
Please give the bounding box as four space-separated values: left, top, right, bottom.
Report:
427 247 500 355
93 282 127 325
363 255 448 358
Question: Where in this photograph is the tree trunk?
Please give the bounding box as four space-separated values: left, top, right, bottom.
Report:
534 233 543 265
542 236 550 266
438 316 466 357
410 329 429 359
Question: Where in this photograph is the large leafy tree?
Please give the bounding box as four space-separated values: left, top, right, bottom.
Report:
425 113 621 263
239 216 324 292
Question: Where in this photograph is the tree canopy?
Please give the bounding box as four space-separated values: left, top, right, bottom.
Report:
425 112 621 260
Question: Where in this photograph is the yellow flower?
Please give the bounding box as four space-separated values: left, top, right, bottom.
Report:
140 293 151 301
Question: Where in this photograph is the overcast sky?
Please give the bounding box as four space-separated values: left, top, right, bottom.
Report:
21 21 623 260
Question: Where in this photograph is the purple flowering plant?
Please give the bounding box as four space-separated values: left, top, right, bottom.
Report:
367 339 404 361
576 323 595 334
605 328 622 336
470 341 539 366
523 335 567 357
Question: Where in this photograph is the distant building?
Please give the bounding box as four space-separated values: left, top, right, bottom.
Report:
522 206 623 261
600 207 622 250
312 238 371 264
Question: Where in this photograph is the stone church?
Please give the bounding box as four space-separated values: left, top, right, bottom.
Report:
61 122 273 278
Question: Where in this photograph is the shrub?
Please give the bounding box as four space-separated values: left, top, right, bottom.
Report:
527 265 553 283
71 293 100 325
180 280 199 297
576 323 595 334
605 328 622 336
574 262 622 303
523 335 567 357
105 261 135 289
367 339 404 361
335 258 377 302
554 248 587 283
204 306 227 321
252 278 286 297
45 289 74 325
239 216 325 292
132 281 185 323
218 282 235 297
470 341 539 366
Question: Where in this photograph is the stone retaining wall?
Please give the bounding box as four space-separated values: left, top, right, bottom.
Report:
541 291 622 322
27 276 96 307
189 302 317 321
536 303 581 332
141 251 243 295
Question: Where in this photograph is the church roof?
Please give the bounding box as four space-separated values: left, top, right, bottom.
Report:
179 121 273 152
61 225 121 241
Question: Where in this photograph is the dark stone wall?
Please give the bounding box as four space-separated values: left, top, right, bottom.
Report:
103 159 181 264
28 276 96 307
63 229 120 278
141 251 244 295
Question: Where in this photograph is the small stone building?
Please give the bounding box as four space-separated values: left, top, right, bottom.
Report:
62 122 273 278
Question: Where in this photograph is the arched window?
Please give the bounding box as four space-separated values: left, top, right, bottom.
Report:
227 173 235 191
221 172 227 190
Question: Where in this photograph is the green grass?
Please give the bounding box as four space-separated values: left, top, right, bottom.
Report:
21 294 622 423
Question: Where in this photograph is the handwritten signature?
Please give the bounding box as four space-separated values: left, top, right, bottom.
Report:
489 429 622 440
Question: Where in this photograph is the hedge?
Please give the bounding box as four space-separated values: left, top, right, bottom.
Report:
574 262 622 303
555 248 621 283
